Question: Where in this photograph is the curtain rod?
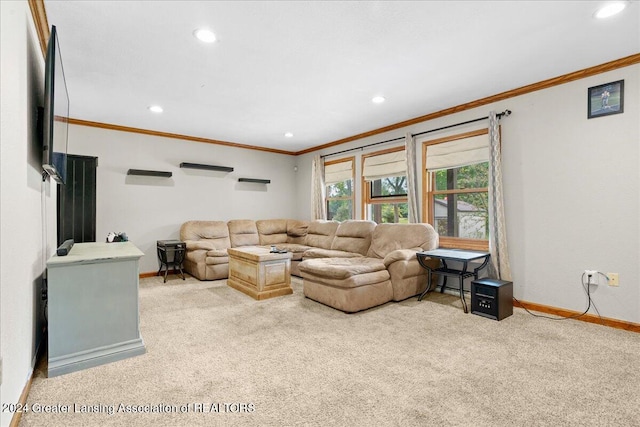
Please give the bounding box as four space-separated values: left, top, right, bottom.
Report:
321 109 512 159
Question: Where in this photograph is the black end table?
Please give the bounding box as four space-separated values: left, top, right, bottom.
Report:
416 249 491 313
156 240 186 283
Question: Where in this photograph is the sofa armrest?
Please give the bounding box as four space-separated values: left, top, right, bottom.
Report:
185 240 216 250
206 249 228 257
383 248 422 267
185 248 206 263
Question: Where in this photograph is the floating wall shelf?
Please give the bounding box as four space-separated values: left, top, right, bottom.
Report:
127 169 172 178
238 178 270 184
179 162 234 172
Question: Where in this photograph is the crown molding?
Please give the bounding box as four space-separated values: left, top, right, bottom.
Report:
28 0 49 58
67 118 296 156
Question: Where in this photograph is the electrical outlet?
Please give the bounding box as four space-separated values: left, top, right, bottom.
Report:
608 273 619 287
584 270 598 285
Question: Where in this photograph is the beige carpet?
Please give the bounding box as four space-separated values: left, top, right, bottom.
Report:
20 275 640 426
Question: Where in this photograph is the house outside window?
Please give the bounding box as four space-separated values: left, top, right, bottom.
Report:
362 147 408 223
325 157 355 221
423 129 490 251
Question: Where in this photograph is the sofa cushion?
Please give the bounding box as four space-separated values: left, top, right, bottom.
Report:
303 248 364 259
287 219 309 244
299 258 389 288
287 220 309 237
299 257 386 279
276 243 312 253
367 223 439 259
301 272 390 289
304 220 339 249
180 220 230 250
275 243 312 260
256 219 288 245
330 220 376 255
228 220 260 247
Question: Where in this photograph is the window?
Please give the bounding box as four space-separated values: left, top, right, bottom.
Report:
362 147 408 223
423 129 490 250
325 157 355 221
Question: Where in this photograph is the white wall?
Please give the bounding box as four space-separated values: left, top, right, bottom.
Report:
295 64 640 324
0 2 53 426
67 125 300 273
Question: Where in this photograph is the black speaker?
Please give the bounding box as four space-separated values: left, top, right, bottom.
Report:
471 278 513 321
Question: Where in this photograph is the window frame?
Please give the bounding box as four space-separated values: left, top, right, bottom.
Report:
325 156 356 221
422 129 490 251
361 146 408 222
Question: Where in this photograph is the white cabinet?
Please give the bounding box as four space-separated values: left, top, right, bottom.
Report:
46 242 146 377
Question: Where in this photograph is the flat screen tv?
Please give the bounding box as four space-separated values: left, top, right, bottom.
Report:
42 25 69 185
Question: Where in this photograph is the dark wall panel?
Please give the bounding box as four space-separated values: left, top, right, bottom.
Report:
57 154 97 246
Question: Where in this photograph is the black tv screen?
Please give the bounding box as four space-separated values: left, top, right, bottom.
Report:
42 25 69 185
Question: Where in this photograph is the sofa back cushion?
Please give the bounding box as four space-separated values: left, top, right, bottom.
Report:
180 221 230 249
330 220 376 256
228 220 259 247
286 219 309 244
367 223 439 259
257 219 288 245
305 220 339 249
256 219 310 245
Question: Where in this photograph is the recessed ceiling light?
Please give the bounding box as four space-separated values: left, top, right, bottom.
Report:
284 132 294 138
372 96 386 104
594 2 626 19
148 105 163 113
193 28 217 43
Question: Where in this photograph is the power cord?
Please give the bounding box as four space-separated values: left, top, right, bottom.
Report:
513 271 605 323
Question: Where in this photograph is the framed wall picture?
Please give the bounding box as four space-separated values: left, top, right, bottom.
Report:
588 80 624 119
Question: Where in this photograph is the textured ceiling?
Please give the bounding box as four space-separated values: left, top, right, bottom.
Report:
44 1 640 153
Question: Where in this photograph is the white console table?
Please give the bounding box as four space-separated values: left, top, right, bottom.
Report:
46 241 146 377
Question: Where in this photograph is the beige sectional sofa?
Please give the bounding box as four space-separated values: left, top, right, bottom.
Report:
180 219 439 312
298 222 439 312
180 219 313 279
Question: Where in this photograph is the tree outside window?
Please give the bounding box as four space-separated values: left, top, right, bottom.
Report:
326 180 353 221
367 176 408 223
432 162 488 240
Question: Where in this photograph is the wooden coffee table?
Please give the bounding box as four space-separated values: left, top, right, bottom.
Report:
227 246 293 300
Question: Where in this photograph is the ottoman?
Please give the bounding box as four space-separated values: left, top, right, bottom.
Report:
298 257 393 313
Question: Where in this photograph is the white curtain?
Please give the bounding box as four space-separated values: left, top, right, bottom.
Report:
311 154 327 220
404 133 419 223
488 112 512 280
